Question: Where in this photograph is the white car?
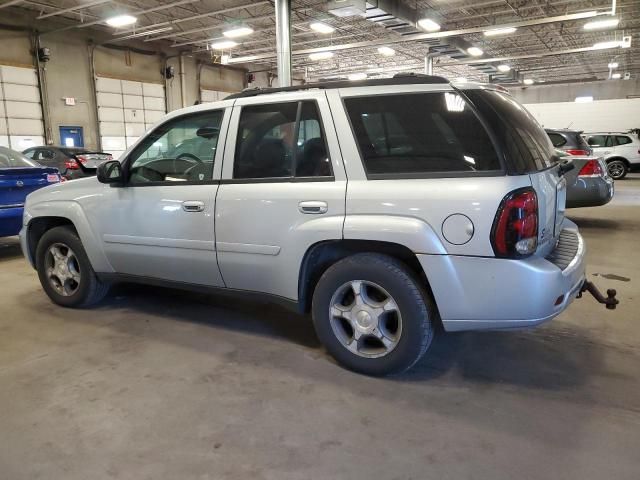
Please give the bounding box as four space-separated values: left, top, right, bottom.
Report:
19 76 618 375
584 132 640 180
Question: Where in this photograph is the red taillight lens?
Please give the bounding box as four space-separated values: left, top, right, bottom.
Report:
64 159 79 169
565 149 589 156
578 159 604 177
76 155 88 165
491 188 538 258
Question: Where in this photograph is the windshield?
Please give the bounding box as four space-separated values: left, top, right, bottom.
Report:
0 146 41 168
465 89 555 173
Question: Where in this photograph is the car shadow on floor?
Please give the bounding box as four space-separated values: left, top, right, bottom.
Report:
80 283 605 392
0 236 22 261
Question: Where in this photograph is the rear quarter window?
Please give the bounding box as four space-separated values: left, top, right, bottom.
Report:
343 92 502 178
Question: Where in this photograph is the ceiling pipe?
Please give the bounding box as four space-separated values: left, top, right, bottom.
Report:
0 0 23 9
36 0 111 19
275 0 292 87
227 10 602 64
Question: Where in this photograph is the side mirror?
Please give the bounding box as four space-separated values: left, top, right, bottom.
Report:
97 160 124 184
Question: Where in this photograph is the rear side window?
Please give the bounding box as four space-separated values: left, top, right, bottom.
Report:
588 135 614 147
547 132 567 147
465 90 554 173
344 92 501 177
615 136 632 145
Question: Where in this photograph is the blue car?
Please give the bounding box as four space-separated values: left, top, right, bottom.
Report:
1 146 61 237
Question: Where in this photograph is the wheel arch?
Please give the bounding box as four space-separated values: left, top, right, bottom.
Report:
605 156 630 167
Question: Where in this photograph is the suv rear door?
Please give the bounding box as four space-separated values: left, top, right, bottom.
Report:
216 91 346 301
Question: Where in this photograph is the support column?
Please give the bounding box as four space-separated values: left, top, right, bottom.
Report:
275 0 292 87
424 54 434 76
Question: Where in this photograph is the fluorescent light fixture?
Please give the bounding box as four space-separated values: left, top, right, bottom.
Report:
106 14 137 27
467 47 483 57
612 73 621 79
223 26 254 38
484 27 517 36
575 96 594 103
593 40 621 50
310 22 335 34
348 72 367 81
583 17 619 30
309 51 334 60
497 64 511 72
608 62 619 69
377 46 395 56
445 92 465 112
523 79 534 85
211 40 238 49
454 77 467 83
417 18 441 32
221 54 230 65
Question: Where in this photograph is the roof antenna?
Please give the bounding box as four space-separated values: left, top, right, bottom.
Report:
566 122 573 129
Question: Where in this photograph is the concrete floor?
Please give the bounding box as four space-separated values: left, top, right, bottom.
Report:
1 178 639 480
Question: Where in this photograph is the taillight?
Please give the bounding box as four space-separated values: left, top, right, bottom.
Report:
577 159 604 177
491 188 538 258
565 149 589 156
76 155 88 165
64 159 79 170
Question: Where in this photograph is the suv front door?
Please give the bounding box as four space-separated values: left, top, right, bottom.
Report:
88 105 231 286
216 91 347 301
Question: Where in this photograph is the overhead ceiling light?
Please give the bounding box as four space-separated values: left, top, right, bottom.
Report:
523 79 534 85
608 62 619 69
497 64 511 72
223 26 254 38
583 17 619 30
467 47 484 57
348 72 367 81
593 40 621 50
454 77 467 83
309 51 334 61
611 73 621 79
484 27 517 36
310 22 335 34
417 18 441 32
211 40 238 50
106 14 137 27
575 96 594 103
377 46 396 56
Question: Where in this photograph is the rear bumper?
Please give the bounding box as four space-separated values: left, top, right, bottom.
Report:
0 206 23 237
419 221 586 332
566 176 614 208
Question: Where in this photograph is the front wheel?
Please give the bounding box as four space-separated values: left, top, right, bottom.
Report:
312 253 435 376
36 226 109 307
607 159 628 180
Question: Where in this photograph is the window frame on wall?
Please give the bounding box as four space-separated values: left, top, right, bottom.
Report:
230 99 334 183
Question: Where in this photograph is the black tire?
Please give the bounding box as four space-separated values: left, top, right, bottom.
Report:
311 253 435 376
36 226 109 308
607 159 628 180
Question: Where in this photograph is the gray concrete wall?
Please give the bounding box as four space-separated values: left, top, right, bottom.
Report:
509 79 640 104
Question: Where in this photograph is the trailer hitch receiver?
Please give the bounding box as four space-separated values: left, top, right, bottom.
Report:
578 280 619 310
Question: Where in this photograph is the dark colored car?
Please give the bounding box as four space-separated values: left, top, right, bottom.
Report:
545 128 593 156
554 149 614 208
0 146 60 237
22 146 112 180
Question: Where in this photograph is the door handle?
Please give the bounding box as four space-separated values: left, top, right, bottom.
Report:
298 201 328 214
182 200 205 212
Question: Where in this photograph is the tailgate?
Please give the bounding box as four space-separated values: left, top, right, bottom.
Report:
529 166 565 257
0 167 60 206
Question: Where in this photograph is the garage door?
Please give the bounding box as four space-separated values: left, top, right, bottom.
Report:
95 77 166 159
0 65 45 151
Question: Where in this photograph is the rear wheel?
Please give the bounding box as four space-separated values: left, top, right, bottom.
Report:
607 159 628 180
312 253 435 376
36 226 109 307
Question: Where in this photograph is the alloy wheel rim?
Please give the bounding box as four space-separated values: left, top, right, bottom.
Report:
329 280 402 358
45 243 81 297
608 163 624 178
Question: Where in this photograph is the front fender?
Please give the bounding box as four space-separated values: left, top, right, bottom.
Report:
343 215 447 255
26 200 114 273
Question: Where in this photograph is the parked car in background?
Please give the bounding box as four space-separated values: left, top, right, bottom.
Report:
23 146 112 181
583 132 640 180
0 146 60 237
554 149 614 208
545 128 593 156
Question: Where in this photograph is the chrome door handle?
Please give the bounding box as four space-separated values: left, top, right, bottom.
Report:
182 200 205 212
298 201 328 214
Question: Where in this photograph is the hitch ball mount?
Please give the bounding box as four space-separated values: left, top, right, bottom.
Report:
578 280 619 310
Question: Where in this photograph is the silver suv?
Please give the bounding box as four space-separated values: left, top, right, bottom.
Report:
20 76 616 375
585 132 640 180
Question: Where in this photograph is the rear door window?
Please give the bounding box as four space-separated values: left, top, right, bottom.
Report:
344 92 501 177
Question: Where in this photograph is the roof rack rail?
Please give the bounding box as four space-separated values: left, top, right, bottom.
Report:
225 75 450 99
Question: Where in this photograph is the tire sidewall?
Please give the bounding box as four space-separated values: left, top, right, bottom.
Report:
312 255 432 376
36 227 96 308
607 160 627 180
